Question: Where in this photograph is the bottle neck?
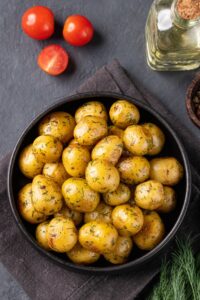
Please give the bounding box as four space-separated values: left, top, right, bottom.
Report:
171 0 200 29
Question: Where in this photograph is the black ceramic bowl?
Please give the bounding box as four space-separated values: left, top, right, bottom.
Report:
8 92 191 274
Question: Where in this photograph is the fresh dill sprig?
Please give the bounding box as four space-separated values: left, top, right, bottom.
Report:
148 238 200 300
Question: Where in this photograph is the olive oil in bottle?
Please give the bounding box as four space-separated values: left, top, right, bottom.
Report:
145 0 200 71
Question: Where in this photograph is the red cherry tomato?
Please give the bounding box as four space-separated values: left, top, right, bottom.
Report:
37 45 69 76
63 15 94 46
21 6 54 40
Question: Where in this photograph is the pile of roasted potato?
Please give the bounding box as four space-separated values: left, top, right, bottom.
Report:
18 100 184 265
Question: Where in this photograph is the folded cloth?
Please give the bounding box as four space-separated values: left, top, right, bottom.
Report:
0 60 200 300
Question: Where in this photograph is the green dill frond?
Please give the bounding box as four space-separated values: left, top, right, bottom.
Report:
148 238 200 300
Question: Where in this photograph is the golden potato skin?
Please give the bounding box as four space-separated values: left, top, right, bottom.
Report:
134 180 164 210
85 159 120 193
68 139 81 147
67 242 100 265
18 183 46 224
142 123 165 155
133 211 165 250
19 144 44 178
91 135 123 165
32 175 63 215
109 100 140 129
79 221 118 253
43 162 70 186
75 101 108 123
123 125 153 156
157 186 176 213
47 217 78 252
103 183 131 206
62 178 100 213
150 157 184 186
62 144 90 177
84 202 113 224
32 135 63 163
117 156 150 185
54 206 83 226
74 116 108 146
104 236 133 264
35 221 51 251
108 126 124 139
38 112 75 144
68 139 92 151
112 204 144 237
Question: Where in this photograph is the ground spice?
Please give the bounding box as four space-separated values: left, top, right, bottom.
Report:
177 0 200 20
192 91 200 120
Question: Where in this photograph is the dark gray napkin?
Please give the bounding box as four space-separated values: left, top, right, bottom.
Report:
0 60 199 300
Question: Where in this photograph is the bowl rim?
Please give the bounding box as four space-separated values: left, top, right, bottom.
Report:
7 91 191 274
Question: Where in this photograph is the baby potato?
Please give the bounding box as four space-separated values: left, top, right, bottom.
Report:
86 159 120 193
103 183 131 206
104 236 133 264
157 186 176 213
19 144 44 178
38 111 75 144
18 183 47 224
35 221 51 251
123 125 153 156
43 162 70 186
79 221 118 253
108 126 124 139
112 204 144 237
75 101 108 123
32 175 63 215
54 206 83 226
84 202 113 224
150 157 184 186
91 135 123 165
109 100 140 129
133 211 165 250
62 144 90 177
68 139 81 147
134 180 164 210
62 178 100 213
32 135 63 163
68 139 92 151
74 116 108 146
117 156 150 185
67 242 100 265
142 123 165 155
47 217 77 252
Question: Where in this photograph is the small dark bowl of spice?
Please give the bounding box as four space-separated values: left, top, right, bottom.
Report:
186 73 200 128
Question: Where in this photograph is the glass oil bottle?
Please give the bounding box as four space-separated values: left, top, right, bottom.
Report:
146 0 200 71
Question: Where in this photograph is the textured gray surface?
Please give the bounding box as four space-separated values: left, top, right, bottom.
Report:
0 263 29 300
0 0 199 299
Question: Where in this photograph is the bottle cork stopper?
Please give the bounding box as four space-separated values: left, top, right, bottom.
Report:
177 0 200 20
